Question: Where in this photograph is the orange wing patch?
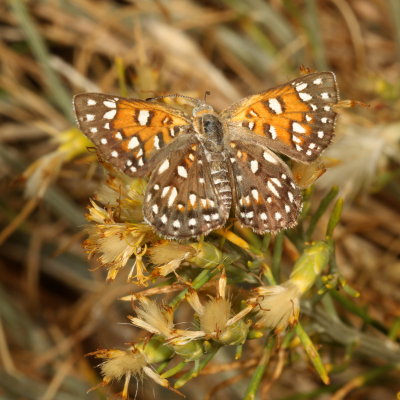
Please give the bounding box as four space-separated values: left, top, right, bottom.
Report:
222 72 339 162
226 87 312 146
113 100 191 162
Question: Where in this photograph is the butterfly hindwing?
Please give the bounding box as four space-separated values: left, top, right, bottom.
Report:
228 133 302 233
143 136 229 239
73 93 192 176
222 72 339 162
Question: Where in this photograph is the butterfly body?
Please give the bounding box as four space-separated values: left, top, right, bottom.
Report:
74 72 339 239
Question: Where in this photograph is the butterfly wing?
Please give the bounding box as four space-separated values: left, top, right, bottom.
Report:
143 136 229 239
228 133 302 233
222 72 339 162
73 94 192 176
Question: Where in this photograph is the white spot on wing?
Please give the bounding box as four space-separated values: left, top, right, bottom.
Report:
189 218 196 227
250 160 259 173
299 92 312 101
211 213 220 221
90 127 98 133
293 122 306 134
111 150 118 158
86 114 95 121
296 82 308 91
267 181 280 198
100 138 108 144
271 177 283 187
189 194 196 206
115 132 123 140
103 109 116 119
103 100 116 108
318 130 324 138
260 212 268 221
292 134 302 143
268 98 283 114
249 109 258 117
245 211 254 219
168 187 178 206
152 204 158 214
128 136 140 149
269 125 277 139
154 135 160 150
313 78 322 85
161 215 167 224
138 110 150 126
158 159 170 174
161 186 170 198
263 151 278 164
275 212 282 221
87 99 96 106
177 166 188 178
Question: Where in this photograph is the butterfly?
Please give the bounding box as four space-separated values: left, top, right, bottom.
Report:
74 72 339 239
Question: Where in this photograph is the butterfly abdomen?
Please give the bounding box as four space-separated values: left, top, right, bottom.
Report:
204 149 232 211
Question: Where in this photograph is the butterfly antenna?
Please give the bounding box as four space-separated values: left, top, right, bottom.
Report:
204 90 211 102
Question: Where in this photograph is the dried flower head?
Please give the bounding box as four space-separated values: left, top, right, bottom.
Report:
253 282 301 333
148 241 197 276
317 119 400 199
89 341 177 399
184 271 251 345
83 208 154 282
253 241 330 332
128 297 204 360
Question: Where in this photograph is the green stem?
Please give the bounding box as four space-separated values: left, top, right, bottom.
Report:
272 232 284 282
295 322 330 384
168 269 217 309
174 345 220 388
305 187 338 241
243 337 275 400
160 361 186 379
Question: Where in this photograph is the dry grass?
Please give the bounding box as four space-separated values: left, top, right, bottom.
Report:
0 1 399 399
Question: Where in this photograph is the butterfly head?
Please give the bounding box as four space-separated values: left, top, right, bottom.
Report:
193 107 224 150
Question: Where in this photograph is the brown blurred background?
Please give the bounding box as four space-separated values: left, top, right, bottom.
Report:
0 1 399 399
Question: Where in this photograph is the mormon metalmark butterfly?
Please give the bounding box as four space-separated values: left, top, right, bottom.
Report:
74 72 339 239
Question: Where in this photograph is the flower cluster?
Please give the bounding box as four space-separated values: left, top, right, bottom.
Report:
79 168 333 396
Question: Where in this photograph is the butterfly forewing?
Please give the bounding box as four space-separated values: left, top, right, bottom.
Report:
222 72 339 162
143 137 229 239
228 134 302 233
73 94 192 176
